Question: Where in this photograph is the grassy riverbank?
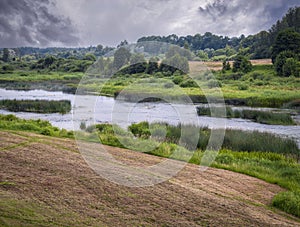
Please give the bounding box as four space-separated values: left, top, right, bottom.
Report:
1 61 300 108
197 106 296 125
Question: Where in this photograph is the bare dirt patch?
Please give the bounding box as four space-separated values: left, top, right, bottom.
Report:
0 131 299 226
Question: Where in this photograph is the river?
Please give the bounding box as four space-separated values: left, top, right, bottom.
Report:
0 88 299 147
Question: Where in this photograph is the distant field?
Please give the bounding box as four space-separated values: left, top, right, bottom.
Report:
190 59 273 71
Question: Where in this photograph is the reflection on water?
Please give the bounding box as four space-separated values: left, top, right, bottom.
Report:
0 88 299 147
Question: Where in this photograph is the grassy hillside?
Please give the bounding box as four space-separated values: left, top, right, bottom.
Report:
0 115 300 219
1 130 300 226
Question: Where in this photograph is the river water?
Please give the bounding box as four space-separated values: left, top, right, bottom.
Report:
0 88 299 147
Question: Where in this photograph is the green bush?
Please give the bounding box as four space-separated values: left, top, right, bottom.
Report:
232 55 252 73
128 122 150 139
274 51 298 77
179 79 198 88
238 83 248 90
206 79 222 88
164 82 174 88
172 75 183 84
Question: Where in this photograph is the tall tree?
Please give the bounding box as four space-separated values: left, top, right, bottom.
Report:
2 48 9 62
271 29 300 62
113 47 131 69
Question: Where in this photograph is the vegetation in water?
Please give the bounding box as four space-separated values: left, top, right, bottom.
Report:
0 99 71 114
197 106 296 125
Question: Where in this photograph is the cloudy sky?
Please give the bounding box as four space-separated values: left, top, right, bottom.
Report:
1 0 299 47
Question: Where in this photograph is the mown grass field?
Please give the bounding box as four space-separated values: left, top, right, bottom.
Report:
0 114 299 219
1 130 300 226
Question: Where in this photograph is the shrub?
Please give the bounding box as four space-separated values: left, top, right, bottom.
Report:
172 75 183 84
272 191 300 218
164 82 174 88
274 51 297 76
206 79 222 88
282 58 300 77
232 55 252 73
179 79 198 88
128 122 150 139
238 83 248 90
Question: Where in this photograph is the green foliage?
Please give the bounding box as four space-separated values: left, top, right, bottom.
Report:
274 51 299 76
160 54 189 74
0 114 73 138
130 53 145 64
271 29 300 63
1 64 14 72
232 55 252 73
237 83 248 90
83 53 96 61
2 48 9 62
240 109 295 125
282 58 300 77
272 191 300 218
0 99 71 114
206 79 222 88
197 106 295 126
113 47 131 69
146 57 159 74
211 150 300 218
197 50 209 61
30 56 93 72
80 121 86 130
128 122 151 139
222 60 231 71
165 46 192 60
172 75 183 84
179 79 198 88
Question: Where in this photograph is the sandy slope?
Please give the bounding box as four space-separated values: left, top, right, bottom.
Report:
0 131 299 226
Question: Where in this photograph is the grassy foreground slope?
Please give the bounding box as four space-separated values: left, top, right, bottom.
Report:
0 130 300 226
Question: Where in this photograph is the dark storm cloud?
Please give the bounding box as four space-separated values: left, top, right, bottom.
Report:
197 0 300 35
0 0 79 47
199 0 228 20
1 0 300 47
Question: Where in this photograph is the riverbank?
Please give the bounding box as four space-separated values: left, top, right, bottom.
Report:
1 88 300 148
1 61 300 108
197 106 297 125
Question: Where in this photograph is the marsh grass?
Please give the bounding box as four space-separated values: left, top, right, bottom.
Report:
0 99 71 114
197 106 295 125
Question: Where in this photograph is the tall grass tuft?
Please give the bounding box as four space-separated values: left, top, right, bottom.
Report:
197 106 295 125
272 191 300 218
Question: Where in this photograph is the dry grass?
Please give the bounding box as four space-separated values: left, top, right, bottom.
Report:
0 130 299 226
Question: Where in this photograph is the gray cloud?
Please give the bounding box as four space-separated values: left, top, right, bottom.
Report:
0 0 79 47
199 0 228 20
1 0 300 47
196 0 300 36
